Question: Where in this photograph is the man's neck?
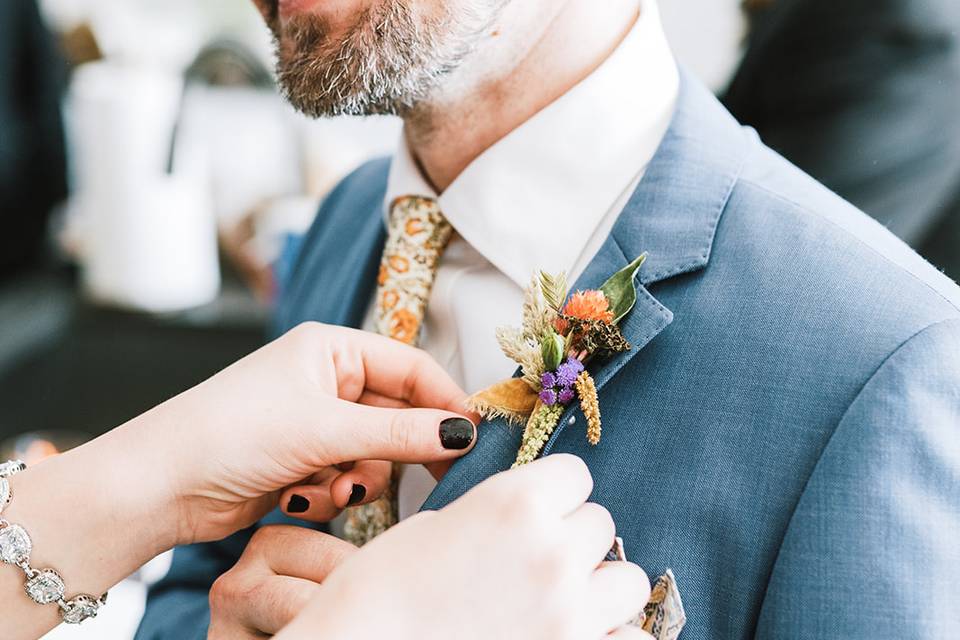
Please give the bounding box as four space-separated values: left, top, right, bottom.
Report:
404 0 642 193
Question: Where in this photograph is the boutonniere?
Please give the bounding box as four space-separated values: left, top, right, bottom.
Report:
467 254 647 467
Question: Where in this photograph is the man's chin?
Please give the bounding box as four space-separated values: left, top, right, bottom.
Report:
267 0 484 118
277 0 323 20
275 0 371 26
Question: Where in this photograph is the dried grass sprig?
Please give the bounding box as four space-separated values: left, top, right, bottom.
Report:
539 270 569 314
496 326 545 390
522 276 557 341
575 371 602 445
513 402 565 467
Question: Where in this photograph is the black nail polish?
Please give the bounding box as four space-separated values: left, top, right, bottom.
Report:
440 417 475 450
347 484 367 506
287 495 310 513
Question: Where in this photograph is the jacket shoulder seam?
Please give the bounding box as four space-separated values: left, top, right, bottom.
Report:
735 176 960 314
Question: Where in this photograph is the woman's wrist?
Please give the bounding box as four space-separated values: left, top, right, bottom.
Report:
85 412 186 553
95 390 227 550
0 422 180 637
5 426 180 561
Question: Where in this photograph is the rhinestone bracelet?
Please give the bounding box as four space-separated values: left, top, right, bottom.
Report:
0 460 108 624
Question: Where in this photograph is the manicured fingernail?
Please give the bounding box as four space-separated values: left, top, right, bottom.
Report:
440 417 475 450
347 484 366 506
287 495 310 513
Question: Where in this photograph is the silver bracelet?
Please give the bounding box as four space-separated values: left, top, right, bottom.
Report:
0 460 108 624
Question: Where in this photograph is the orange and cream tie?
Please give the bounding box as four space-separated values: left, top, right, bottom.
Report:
343 195 453 546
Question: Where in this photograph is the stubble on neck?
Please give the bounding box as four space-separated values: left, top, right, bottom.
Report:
402 0 643 194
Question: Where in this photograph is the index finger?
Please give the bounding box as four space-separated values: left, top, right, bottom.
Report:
247 526 357 583
467 454 595 517
326 326 472 416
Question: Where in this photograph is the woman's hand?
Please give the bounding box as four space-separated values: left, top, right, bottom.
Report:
218 455 652 640
143 322 478 546
285 455 652 639
0 323 476 639
208 526 357 638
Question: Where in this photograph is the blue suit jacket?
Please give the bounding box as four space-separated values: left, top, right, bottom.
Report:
138 74 960 639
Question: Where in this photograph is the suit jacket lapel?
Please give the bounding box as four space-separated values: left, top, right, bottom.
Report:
422 71 750 510
542 235 673 456
543 70 749 449
421 234 675 511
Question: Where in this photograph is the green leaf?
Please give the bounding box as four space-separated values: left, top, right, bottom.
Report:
599 253 647 324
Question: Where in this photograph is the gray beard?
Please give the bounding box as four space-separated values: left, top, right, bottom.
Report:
271 2 505 118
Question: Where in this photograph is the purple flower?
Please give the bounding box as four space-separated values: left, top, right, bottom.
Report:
540 371 557 389
557 387 576 404
556 364 578 387
555 357 585 386
539 389 558 406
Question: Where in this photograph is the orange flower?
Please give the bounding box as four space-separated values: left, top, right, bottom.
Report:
405 218 425 236
381 289 399 310
388 255 410 273
377 264 389 286
388 309 419 344
555 290 613 334
562 290 613 322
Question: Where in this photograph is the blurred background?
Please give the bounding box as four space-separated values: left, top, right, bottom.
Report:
0 0 957 637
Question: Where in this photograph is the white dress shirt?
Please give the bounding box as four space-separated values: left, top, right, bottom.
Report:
362 0 680 519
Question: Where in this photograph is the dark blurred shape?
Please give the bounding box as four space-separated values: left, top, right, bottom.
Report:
742 0 776 10
0 0 69 276
0 276 266 443
920 199 960 277
1 430 88 465
726 0 960 277
184 39 275 88
60 23 103 67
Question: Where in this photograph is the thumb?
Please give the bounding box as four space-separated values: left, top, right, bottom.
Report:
321 400 477 463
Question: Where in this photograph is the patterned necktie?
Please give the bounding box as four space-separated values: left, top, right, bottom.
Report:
344 195 453 546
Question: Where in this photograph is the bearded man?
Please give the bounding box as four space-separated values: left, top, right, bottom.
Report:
138 1 960 638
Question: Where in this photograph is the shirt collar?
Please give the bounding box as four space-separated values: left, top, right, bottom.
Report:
385 0 680 288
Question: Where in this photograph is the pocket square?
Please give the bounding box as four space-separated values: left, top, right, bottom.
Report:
641 569 686 640
608 538 687 639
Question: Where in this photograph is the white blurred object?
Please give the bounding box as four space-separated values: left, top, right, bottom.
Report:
65 61 221 313
174 86 401 226
175 86 303 227
39 0 271 72
81 174 220 312
660 0 746 92
86 2 204 70
40 576 146 640
250 195 321 265
67 62 182 196
173 82 401 286
37 553 172 640
299 115 401 197
137 550 174 587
